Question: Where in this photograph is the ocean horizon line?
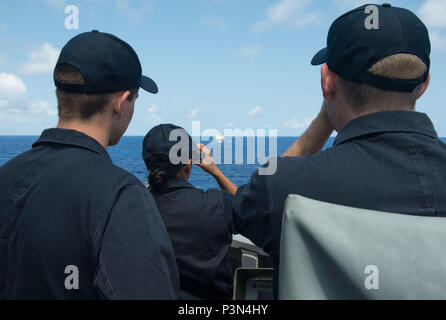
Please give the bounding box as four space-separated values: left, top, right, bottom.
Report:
0 135 319 138
0 135 445 139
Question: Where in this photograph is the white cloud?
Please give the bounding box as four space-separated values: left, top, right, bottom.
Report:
0 103 57 128
333 0 370 11
419 0 446 28
284 118 304 129
284 116 315 129
28 100 58 117
418 0 446 54
238 45 261 57
0 73 57 123
148 105 159 113
226 122 233 127
187 108 200 119
199 16 228 31
115 0 156 22
20 43 60 75
252 0 319 32
247 106 262 117
44 0 66 11
148 104 161 123
1 101 57 127
148 115 161 124
430 31 446 52
0 73 27 107
266 0 308 23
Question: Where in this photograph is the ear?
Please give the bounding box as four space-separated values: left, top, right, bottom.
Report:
321 64 337 101
417 73 430 99
113 90 131 118
183 161 192 178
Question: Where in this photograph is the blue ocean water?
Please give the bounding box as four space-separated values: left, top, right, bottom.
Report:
1 136 445 190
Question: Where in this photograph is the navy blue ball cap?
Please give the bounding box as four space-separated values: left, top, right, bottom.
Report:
55 30 158 94
311 3 431 92
311 48 327 66
142 124 201 169
141 76 158 94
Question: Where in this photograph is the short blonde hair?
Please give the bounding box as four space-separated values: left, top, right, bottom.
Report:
369 53 427 79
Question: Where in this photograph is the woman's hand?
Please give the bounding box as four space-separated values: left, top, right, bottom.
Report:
196 144 219 176
196 144 238 195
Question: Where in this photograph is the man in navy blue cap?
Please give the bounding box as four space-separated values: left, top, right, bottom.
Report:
232 4 446 298
0 31 179 299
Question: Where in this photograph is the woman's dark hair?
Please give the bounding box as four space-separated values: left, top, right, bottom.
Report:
148 155 184 193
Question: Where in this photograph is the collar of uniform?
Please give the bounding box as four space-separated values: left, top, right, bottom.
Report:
158 178 196 193
334 111 438 147
32 128 112 162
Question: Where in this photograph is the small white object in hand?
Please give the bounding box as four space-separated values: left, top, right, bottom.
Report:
215 132 225 143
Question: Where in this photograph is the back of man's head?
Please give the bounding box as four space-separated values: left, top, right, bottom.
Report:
338 53 428 113
54 64 137 121
312 4 431 117
54 31 158 120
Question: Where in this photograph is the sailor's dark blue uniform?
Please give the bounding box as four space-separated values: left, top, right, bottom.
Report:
151 178 234 300
0 128 179 300
233 111 446 298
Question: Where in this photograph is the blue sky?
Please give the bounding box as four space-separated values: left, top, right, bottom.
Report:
0 0 445 136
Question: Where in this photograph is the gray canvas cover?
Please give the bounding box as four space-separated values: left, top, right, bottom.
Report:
279 194 446 300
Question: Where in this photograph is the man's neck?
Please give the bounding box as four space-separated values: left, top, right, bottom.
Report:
338 102 415 131
57 118 110 150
